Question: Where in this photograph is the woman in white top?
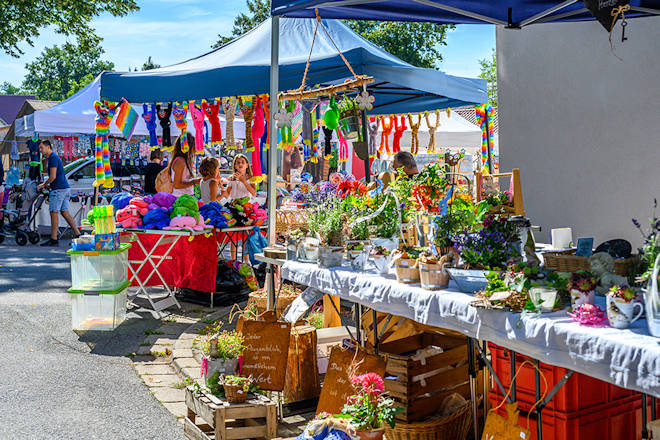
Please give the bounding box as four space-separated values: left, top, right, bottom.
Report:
223 154 257 200
199 156 223 204
169 133 200 197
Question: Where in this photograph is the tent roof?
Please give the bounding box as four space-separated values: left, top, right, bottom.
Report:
100 17 486 113
271 0 660 27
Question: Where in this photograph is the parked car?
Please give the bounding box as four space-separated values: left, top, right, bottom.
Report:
64 157 146 193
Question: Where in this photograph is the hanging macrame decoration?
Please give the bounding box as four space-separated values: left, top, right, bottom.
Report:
337 128 349 163
367 117 379 159
172 102 189 153
156 102 173 151
93 100 116 188
311 121 320 163
222 97 237 149
141 103 159 150
379 115 393 156
322 126 334 158
273 102 294 151
202 99 222 146
239 96 256 152
189 101 205 155
407 113 421 156
424 109 440 154
392 114 407 154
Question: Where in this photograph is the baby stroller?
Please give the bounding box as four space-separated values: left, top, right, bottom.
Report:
0 180 44 246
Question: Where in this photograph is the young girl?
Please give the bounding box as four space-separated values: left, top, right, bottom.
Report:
199 157 223 203
224 154 257 199
170 133 201 197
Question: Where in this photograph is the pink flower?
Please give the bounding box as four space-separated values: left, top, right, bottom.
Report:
352 372 385 396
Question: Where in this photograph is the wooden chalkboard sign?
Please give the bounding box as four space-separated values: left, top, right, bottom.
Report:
316 345 386 415
240 312 291 391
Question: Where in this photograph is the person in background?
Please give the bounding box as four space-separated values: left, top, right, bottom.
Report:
223 154 257 260
199 157 223 203
392 151 419 177
144 149 164 194
37 140 80 246
169 133 201 197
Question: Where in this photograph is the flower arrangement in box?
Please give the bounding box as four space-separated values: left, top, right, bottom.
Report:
336 373 402 438
568 271 597 307
221 375 254 403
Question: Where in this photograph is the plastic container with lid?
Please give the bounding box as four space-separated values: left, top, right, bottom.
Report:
68 281 129 331
67 243 131 291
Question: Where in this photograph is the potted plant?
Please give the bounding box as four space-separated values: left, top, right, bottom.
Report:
221 375 252 403
631 200 660 283
336 373 401 439
337 96 361 140
568 271 598 307
370 246 391 275
285 228 306 261
205 330 246 381
410 161 450 215
309 202 345 268
391 247 423 284
368 195 400 251
606 285 643 329
418 250 455 291
346 221 370 262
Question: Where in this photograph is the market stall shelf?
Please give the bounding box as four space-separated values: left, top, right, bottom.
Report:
184 386 277 440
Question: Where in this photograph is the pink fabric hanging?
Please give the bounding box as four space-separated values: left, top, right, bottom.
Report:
251 95 265 179
63 137 74 160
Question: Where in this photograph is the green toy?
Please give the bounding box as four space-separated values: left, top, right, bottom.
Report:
323 97 340 131
170 194 200 221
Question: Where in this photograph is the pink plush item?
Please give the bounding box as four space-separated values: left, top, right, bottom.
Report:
129 197 149 215
163 215 207 231
116 206 143 229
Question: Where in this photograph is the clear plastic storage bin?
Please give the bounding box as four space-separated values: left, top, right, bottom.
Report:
67 243 131 291
68 281 129 331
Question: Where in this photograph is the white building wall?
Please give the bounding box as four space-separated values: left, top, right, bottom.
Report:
497 17 660 247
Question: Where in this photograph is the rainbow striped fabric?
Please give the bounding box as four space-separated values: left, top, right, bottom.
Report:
114 99 139 141
475 104 495 172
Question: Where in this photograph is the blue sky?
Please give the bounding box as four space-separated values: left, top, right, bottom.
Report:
0 0 494 87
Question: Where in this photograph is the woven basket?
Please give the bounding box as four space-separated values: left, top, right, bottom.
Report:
395 259 420 284
223 383 248 403
249 289 300 317
385 404 471 440
275 209 309 234
543 250 636 276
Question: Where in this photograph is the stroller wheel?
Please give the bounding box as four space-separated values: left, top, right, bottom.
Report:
15 231 28 246
28 231 40 244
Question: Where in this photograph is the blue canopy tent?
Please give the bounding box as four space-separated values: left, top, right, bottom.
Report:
271 0 660 27
99 18 486 114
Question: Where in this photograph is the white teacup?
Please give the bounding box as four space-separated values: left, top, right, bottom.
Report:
529 287 558 312
606 297 643 329
570 289 595 307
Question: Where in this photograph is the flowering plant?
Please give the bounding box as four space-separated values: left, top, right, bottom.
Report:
389 169 416 223
632 199 660 281
607 285 636 303
568 271 597 293
308 200 345 247
454 229 515 270
337 373 401 430
215 330 247 359
222 375 252 392
411 162 450 213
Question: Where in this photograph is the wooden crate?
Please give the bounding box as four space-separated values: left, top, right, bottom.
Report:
184 387 277 440
378 332 484 423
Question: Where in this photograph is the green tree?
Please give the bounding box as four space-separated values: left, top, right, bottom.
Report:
212 1 452 68
22 42 114 101
345 21 454 68
213 0 269 48
0 0 138 57
0 82 21 95
478 48 497 106
142 56 161 71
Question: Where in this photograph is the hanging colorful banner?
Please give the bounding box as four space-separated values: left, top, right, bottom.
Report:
475 104 495 173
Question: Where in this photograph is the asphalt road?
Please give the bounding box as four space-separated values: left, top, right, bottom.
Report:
0 242 184 439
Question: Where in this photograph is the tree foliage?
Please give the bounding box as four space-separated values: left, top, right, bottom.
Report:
213 0 269 48
478 48 497 106
22 43 114 101
0 82 21 95
212 1 452 68
142 56 161 71
0 0 138 57
345 21 454 68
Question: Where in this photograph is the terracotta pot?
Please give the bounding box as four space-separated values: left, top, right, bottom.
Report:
356 429 385 440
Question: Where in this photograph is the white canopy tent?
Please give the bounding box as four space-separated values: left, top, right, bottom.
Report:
14 75 246 139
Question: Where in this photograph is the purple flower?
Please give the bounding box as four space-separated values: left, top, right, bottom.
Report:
632 218 641 228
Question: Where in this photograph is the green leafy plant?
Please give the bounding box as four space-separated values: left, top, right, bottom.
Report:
306 310 324 329
348 220 370 241
608 285 636 303
632 200 660 282
214 331 247 360
337 96 359 118
222 375 253 392
390 169 416 223
336 373 402 430
309 201 346 247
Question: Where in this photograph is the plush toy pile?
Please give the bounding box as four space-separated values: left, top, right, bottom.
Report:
108 192 266 232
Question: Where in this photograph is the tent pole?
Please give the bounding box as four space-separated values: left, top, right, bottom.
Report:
266 16 280 312
267 16 280 247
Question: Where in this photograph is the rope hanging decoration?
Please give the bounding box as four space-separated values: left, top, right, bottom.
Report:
279 10 374 102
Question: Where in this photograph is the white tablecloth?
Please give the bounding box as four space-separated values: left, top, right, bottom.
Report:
282 260 660 398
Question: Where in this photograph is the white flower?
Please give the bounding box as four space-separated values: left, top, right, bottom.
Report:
273 106 293 127
356 91 375 110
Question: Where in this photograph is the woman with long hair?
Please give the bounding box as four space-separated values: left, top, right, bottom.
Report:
168 133 200 197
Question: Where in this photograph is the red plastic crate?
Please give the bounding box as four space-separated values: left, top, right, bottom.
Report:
488 394 644 440
488 343 636 413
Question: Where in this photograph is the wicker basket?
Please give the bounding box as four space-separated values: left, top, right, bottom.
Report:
275 209 309 234
395 259 420 284
543 250 636 276
385 404 471 440
249 288 300 317
223 383 248 403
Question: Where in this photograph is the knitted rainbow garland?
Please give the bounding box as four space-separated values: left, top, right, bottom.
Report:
93 100 116 188
115 99 139 141
475 104 495 172
172 102 189 153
